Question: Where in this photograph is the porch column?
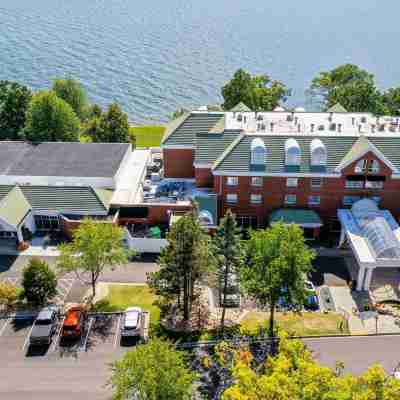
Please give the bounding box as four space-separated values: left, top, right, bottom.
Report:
16 228 23 243
356 266 366 291
363 268 373 291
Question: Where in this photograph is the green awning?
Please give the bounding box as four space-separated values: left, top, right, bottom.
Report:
270 209 322 228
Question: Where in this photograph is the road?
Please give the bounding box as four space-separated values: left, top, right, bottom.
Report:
304 335 400 374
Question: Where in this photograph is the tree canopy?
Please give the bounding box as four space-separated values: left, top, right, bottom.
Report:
240 223 315 337
222 332 400 400
24 90 80 142
221 69 289 111
52 78 88 120
110 338 195 400
58 219 129 299
0 80 32 140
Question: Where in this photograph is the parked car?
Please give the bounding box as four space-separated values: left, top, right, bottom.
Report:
304 280 320 311
62 306 86 339
29 306 59 346
120 307 142 337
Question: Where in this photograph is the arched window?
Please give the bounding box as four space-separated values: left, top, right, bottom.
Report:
355 159 368 173
369 160 380 173
310 139 327 166
251 138 266 165
285 138 301 166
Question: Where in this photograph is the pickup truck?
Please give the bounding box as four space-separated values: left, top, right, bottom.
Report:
29 306 59 346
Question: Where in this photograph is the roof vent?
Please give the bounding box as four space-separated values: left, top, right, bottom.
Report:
294 107 305 112
274 106 285 112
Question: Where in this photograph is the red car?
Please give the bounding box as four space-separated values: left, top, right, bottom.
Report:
62 306 86 338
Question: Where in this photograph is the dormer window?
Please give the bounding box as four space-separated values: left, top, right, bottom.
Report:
250 138 266 165
368 160 380 173
285 138 301 166
237 113 243 122
355 159 368 173
310 139 327 167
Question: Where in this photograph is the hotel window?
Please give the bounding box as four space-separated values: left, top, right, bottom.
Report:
311 178 323 189
226 176 238 186
286 178 298 188
345 180 364 189
250 194 262 205
308 195 320 206
343 196 361 206
284 194 297 205
226 193 238 204
355 159 368 173
365 180 384 189
251 177 263 187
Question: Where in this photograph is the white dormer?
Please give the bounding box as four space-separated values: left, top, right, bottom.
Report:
251 138 266 165
285 138 301 166
310 139 327 166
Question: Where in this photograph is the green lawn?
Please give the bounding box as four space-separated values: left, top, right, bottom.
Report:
241 311 349 337
130 125 166 148
93 284 161 330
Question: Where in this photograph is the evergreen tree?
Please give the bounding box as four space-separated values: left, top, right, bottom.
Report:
94 103 130 143
213 210 244 331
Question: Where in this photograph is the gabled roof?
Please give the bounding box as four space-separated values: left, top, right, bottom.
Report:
161 112 223 147
0 186 31 228
327 103 348 113
229 102 251 112
161 112 191 145
335 136 398 172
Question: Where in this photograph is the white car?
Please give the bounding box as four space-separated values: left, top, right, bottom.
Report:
121 307 142 337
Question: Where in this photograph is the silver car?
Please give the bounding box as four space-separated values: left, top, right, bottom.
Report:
120 307 142 337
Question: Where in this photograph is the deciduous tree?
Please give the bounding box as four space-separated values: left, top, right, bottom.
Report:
213 210 244 331
110 338 195 400
222 69 289 111
24 91 80 142
0 80 32 140
52 78 88 120
58 219 129 299
0 281 19 309
22 258 57 306
240 223 315 337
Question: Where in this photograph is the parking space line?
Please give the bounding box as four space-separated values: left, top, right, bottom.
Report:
22 321 35 352
50 317 65 353
114 315 122 348
80 317 94 352
0 318 11 337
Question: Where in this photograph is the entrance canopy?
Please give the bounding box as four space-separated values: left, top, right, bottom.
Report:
338 199 400 267
270 209 323 228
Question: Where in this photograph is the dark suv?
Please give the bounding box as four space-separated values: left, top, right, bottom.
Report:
29 306 59 346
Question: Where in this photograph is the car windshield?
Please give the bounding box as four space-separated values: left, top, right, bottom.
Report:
36 318 52 325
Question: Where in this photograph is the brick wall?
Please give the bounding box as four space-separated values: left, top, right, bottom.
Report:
195 167 213 187
163 149 194 178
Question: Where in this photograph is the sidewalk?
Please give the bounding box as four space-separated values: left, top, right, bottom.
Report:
0 245 60 257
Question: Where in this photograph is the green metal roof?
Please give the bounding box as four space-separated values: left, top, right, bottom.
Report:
0 186 31 228
93 188 114 209
213 134 400 174
270 209 322 226
229 102 251 112
327 103 348 113
161 112 224 147
0 185 14 202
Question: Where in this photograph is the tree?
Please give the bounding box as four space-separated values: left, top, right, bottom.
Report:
148 210 213 322
309 64 385 113
240 223 315 337
0 281 19 309
213 210 244 331
382 87 400 116
110 338 195 400
58 219 129 299
169 108 189 120
90 103 130 143
24 91 80 142
222 332 400 399
0 80 32 140
221 69 289 111
52 78 88 120
87 103 103 119
22 258 57 306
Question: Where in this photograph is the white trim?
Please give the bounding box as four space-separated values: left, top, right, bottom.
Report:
161 145 195 150
335 142 398 173
194 163 213 168
244 131 400 138
213 170 341 178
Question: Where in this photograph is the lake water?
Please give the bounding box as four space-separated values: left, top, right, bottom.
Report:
0 0 399 123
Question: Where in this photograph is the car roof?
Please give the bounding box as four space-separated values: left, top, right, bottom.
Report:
37 307 56 320
64 309 82 326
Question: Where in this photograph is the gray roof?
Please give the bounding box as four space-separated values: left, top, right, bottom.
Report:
195 131 239 164
213 134 400 174
0 185 110 216
0 142 130 178
162 113 223 147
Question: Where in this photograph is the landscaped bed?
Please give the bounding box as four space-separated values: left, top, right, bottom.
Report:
241 311 349 336
130 125 165 148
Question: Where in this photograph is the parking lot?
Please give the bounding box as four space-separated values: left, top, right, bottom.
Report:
0 313 133 400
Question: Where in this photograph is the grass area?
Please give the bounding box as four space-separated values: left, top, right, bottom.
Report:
93 284 161 331
241 311 349 337
130 125 166 148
